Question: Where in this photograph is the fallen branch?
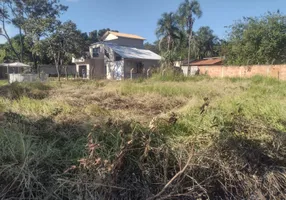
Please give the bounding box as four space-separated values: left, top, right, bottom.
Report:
147 147 194 200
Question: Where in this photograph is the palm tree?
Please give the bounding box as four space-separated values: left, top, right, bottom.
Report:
178 0 202 65
156 12 181 52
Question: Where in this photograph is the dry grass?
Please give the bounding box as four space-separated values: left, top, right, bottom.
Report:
0 76 286 199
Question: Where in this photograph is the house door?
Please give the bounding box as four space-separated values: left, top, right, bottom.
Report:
79 65 87 78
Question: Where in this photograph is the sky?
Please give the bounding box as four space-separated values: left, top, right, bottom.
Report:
1 0 285 44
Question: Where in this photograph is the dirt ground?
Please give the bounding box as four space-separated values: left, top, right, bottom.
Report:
47 80 189 124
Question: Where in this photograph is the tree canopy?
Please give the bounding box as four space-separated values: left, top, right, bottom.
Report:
44 20 85 80
155 1 286 67
82 28 119 50
156 12 182 52
191 26 220 59
0 0 67 64
154 1 222 66
0 0 120 80
224 12 286 65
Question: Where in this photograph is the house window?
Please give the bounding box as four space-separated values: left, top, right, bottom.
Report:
92 47 100 57
115 52 122 61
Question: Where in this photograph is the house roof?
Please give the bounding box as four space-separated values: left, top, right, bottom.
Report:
102 31 146 40
184 58 223 66
105 43 161 60
0 62 31 67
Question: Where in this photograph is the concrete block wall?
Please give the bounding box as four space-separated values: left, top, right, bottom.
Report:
199 65 286 80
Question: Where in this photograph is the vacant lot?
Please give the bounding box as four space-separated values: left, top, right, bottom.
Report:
1 76 286 199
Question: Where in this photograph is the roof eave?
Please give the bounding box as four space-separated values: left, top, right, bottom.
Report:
116 36 146 40
123 58 161 60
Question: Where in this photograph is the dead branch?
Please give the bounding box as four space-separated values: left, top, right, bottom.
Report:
147 147 194 200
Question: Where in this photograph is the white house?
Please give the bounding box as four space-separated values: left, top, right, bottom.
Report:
73 31 161 80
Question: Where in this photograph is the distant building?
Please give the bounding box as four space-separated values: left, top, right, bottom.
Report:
179 57 223 76
73 31 161 80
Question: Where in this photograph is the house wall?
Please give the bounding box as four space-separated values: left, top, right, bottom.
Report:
103 44 125 80
106 60 124 80
124 59 160 79
40 65 76 76
89 44 105 59
104 37 144 49
0 67 21 79
198 65 286 80
75 58 105 79
89 59 105 79
104 34 118 41
181 66 189 76
181 65 199 76
0 67 27 79
9 74 48 83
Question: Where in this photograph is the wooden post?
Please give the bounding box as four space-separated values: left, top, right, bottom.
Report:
221 66 224 78
130 68 134 80
147 68 151 78
7 64 9 83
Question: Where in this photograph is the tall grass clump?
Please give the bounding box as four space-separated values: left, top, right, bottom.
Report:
0 82 51 100
0 115 87 199
162 90 286 199
0 96 74 118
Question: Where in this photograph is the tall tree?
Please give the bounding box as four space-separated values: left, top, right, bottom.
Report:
178 0 202 65
45 21 85 81
0 0 67 69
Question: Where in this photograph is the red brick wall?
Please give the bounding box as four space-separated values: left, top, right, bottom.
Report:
198 65 286 80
